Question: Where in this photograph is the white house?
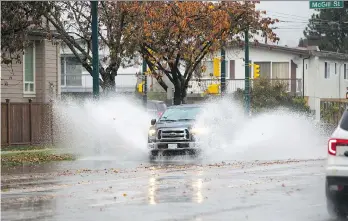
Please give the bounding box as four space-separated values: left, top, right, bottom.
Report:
188 43 306 96
184 43 348 117
147 42 347 118
60 37 348 118
60 39 141 95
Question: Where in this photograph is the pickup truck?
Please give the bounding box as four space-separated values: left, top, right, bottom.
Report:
147 104 208 160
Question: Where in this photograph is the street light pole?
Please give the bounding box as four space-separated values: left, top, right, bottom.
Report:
221 46 226 96
244 28 250 116
142 59 147 107
91 1 100 99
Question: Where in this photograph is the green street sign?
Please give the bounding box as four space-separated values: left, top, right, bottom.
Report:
310 1 344 9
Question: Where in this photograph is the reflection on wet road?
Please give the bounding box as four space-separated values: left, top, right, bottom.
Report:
1 159 333 221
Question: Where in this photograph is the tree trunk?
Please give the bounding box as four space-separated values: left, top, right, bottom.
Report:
173 86 182 105
173 84 189 105
101 75 116 96
181 88 187 104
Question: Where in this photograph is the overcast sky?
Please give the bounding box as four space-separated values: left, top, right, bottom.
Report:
256 1 316 47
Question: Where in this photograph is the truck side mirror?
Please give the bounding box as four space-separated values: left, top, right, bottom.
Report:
151 119 156 125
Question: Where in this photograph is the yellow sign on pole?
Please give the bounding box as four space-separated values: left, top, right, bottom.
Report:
138 81 145 93
206 83 220 94
213 57 221 77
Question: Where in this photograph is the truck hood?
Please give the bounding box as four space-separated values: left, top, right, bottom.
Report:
155 121 195 129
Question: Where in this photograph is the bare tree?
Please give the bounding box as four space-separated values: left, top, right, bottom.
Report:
42 1 139 93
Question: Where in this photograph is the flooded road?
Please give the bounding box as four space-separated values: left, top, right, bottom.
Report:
1 158 333 221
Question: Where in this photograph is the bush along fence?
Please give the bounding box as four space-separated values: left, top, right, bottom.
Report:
320 99 348 126
232 78 310 114
1 99 54 147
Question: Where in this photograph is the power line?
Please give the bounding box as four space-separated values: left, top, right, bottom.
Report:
262 10 343 24
262 10 314 20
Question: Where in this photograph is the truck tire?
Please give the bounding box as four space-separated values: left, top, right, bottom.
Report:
327 198 347 220
149 150 157 161
149 155 156 161
326 181 347 220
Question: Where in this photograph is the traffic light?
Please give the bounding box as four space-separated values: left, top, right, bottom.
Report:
138 81 144 93
213 57 221 77
253 64 260 79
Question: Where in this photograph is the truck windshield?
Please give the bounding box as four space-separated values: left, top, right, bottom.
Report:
159 107 202 122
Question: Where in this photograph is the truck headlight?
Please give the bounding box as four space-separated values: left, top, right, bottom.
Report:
190 127 209 135
148 128 156 137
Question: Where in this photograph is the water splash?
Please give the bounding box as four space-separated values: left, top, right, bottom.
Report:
53 95 151 162
53 95 329 165
195 98 329 162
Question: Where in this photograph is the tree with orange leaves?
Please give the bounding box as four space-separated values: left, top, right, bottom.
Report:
130 1 279 105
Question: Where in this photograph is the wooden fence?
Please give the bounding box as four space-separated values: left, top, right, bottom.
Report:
1 99 54 146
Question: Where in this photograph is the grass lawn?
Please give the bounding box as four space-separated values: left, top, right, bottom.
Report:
1 145 51 152
1 145 76 167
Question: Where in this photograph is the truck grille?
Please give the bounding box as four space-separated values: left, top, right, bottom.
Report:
157 128 190 141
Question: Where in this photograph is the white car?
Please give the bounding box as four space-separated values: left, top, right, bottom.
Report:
326 110 348 220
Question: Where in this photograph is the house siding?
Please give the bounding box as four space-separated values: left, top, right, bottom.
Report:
1 39 60 103
1 59 24 102
306 57 348 111
222 47 303 79
35 40 45 102
44 40 59 102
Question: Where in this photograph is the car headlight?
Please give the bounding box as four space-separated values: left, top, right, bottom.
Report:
148 128 156 136
190 127 209 135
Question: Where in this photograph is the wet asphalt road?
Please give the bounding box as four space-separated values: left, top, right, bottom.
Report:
1 158 335 221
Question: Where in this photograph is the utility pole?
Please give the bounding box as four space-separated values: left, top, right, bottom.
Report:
91 1 99 99
244 28 250 116
221 45 226 96
142 59 147 107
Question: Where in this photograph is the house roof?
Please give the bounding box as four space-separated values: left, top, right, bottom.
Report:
28 29 60 38
227 41 348 61
249 43 310 56
310 50 348 61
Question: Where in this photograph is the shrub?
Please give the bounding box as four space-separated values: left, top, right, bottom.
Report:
233 78 310 114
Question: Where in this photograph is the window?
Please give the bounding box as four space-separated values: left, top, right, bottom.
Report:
61 56 83 86
335 63 337 74
202 60 213 78
272 62 289 79
156 103 167 112
254 62 271 78
61 58 65 86
23 42 35 94
324 62 330 79
159 107 202 121
201 60 228 78
229 60 235 79
344 64 347 80
147 102 157 111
